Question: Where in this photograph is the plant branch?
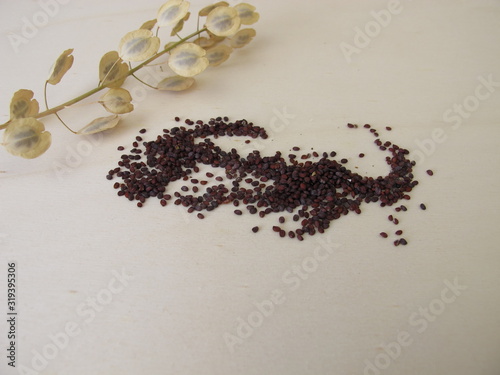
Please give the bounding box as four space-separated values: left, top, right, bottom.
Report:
0 27 208 131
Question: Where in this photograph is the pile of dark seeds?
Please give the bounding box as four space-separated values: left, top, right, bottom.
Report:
107 117 432 243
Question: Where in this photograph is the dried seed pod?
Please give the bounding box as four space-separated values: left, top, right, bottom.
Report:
205 6 241 37
98 51 129 88
77 115 120 135
198 1 228 17
118 29 160 62
157 0 190 27
9 89 39 120
193 36 215 49
47 48 74 85
234 3 259 25
140 19 157 31
99 88 134 114
229 28 256 48
168 43 209 77
205 44 232 66
156 75 195 91
171 12 191 36
3 117 51 159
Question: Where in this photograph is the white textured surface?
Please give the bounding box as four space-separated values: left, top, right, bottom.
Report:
1 1 499 374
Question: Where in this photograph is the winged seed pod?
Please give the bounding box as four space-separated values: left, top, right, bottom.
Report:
99 51 129 87
229 28 256 48
118 29 160 62
205 6 241 37
47 49 74 85
170 12 191 36
9 89 40 120
168 43 209 77
2 118 51 159
99 88 134 114
205 44 232 66
77 115 120 135
140 19 157 31
234 3 259 25
157 0 190 27
198 1 229 17
157 76 195 91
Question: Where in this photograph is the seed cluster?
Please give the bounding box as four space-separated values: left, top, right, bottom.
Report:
107 117 426 242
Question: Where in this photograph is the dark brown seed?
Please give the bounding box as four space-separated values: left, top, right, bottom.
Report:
117 146 124 151
394 239 400 246
358 153 365 158
393 218 399 225
399 238 408 245
137 202 143 208
292 146 300 151
426 170 434 176
388 215 393 221
272 226 281 232
380 232 388 238
395 230 403 235
197 213 204 219
139 128 146 134
160 199 167 206
234 210 242 215
420 203 426 210
279 216 285 224
252 226 259 233
174 116 180 122
386 126 392 131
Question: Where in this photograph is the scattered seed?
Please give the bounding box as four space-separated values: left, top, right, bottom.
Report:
420 203 426 210
380 232 388 238
252 226 259 233
426 169 434 176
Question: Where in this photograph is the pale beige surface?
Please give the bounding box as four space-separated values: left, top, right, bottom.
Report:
1 1 499 374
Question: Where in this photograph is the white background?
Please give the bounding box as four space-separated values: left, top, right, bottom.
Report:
1 0 499 374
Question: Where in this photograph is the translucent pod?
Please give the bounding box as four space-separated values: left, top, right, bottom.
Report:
118 30 160 62
47 48 74 85
229 28 256 48
77 115 120 135
168 43 209 77
10 89 39 120
99 88 134 114
140 19 157 31
157 76 195 91
205 6 241 37
205 44 232 66
198 1 229 17
99 51 129 87
2 118 51 159
234 3 259 25
157 0 190 27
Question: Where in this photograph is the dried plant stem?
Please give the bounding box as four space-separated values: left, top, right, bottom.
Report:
0 27 208 131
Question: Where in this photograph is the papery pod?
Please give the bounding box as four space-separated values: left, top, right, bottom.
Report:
118 29 160 62
193 37 215 49
47 48 74 85
157 76 195 91
140 19 157 31
157 0 190 27
199 1 229 17
2 117 51 159
205 6 241 37
99 51 129 88
170 12 190 36
99 88 134 114
168 43 209 77
234 3 259 25
229 28 256 48
9 89 40 120
77 115 120 135
205 44 232 66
